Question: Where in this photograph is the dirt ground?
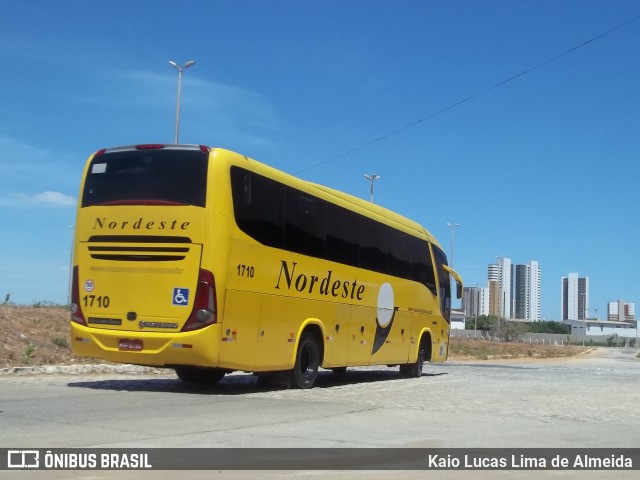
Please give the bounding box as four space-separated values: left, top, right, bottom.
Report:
0 304 91 368
0 304 589 369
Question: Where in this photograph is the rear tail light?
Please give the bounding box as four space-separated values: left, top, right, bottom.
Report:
181 269 217 332
136 144 165 150
69 266 87 326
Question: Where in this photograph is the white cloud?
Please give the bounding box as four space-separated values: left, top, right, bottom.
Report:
32 191 76 206
0 134 79 185
71 68 282 126
10 191 76 207
0 134 52 168
68 69 286 148
0 134 79 208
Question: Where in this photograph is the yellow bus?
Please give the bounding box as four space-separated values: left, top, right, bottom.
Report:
70 144 462 388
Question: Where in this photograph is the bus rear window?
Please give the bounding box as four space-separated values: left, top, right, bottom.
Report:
82 148 208 207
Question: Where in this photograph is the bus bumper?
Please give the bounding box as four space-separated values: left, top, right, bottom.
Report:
70 322 223 368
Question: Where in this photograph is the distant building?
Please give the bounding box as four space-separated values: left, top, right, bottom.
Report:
484 258 541 320
488 257 511 319
450 308 466 330
513 260 541 321
462 286 489 318
489 280 500 317
565 319 638 338
607 301 636 321
561 273 589 320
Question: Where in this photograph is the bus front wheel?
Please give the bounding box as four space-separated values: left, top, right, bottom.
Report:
290 333 321 389
400 342 425 378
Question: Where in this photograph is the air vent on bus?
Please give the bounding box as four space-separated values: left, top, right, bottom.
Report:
88 249 188 262
86 235 192 262
88 235 191 243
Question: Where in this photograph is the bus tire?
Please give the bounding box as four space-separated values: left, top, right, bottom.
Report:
400 341 425 378
175 366 226 385
290 333 321 389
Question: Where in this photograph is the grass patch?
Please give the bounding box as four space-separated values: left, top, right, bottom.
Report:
52 337 69 348
23 342 37 363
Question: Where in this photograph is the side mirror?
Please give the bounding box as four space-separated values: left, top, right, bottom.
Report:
442 264 463 300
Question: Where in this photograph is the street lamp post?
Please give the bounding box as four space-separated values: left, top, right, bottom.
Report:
363 174 380 203
447 222 461 268
168 60 195 144
474 285 480 338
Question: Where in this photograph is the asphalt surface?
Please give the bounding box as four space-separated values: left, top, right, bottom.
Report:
1 347 639 479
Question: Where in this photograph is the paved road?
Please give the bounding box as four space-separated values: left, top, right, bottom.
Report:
1 347 639 479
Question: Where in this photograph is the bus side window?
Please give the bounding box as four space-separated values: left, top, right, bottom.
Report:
326 204 359 265
285 188 326 258
231 167 285 248
359 217 388 273
242 174 251 204
388 230 412 279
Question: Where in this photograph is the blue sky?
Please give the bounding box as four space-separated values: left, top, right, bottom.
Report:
1 1 639 320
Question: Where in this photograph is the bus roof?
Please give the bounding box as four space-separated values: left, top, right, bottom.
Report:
89 145 443 250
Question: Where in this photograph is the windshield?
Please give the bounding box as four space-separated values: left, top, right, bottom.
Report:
432 245 451 323
82 148 208 207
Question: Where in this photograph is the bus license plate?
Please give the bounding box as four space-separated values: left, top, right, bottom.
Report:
118 339 143 351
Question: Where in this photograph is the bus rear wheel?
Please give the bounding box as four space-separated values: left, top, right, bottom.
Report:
175 366 226 385
290 333 321 389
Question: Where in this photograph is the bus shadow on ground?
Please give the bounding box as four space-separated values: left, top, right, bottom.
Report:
66 368 447 395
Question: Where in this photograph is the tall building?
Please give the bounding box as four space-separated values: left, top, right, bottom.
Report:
562 273 589 320
607 301 636 321
529 261 541 320
488 264 500 283
489 280 500 317
513 261 541 320
462 286 489 318
488 257 512 319
514 265 528 319
578 276 589 320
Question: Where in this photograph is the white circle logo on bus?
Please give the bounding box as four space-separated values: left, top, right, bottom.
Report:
377 282 395 328
84 279 95 293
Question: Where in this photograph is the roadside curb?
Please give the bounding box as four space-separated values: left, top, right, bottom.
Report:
0 363 170 376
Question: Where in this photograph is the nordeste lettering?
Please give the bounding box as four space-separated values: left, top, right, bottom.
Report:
93 217 190 231
274 260 365 300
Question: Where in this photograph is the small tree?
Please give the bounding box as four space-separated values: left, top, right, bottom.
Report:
528 320 570 334
466 315 498 331
491 320 528 342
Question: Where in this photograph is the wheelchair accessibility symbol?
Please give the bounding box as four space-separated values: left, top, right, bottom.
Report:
172 288 189 306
